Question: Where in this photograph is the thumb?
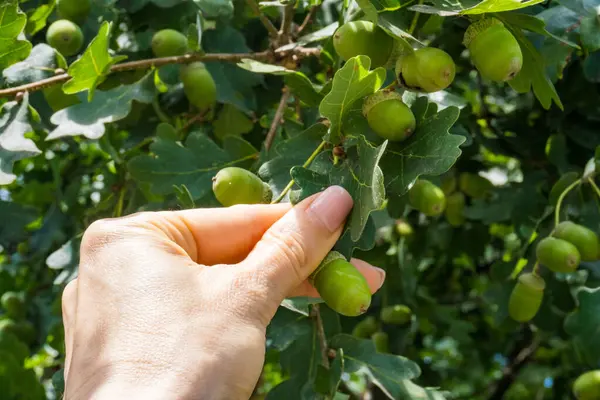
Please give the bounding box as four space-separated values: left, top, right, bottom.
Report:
241 185 353 303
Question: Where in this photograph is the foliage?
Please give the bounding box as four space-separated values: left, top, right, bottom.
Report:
1 0 600 399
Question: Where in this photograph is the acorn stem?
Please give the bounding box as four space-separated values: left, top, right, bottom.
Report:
554 178 582 227
271 140 327 204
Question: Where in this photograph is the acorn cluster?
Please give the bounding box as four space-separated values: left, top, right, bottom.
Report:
331 17 522 143
509 222 600 323
351 304 413 353
405 171 493 227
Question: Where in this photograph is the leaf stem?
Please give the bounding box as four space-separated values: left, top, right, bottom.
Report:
0 48 321 98
407 0 424 35
271 140 326 204
245 0 280 38
554 179 581 227
587 177 600 200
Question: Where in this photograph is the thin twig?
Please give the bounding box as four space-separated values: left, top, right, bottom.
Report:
312 304 330 368
279 1 296 44
487 329 540 400
265 88 291 151
246 0 279 38
0 48 321 98
297 6 317 35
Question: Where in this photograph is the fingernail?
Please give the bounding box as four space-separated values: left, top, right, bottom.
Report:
306 186 354 232
373 267 386 290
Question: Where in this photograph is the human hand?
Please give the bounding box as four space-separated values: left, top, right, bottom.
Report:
61 186 386 399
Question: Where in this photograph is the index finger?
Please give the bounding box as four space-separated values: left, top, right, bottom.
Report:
165 203 292 265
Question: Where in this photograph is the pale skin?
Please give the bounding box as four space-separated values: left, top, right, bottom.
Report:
62 186 386 399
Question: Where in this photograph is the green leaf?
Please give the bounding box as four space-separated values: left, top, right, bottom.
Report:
277 22 339 52
0 201 37 246
291 135 387 241
498 13 579 49
319 56 386 144
580 9 600 52
213 104 254 140
193 0 234 19
237 59 324 107
128 132 258 199
330 334 446 399
3 44 63 86
259 122 327 199
0 94 42 185
48 72 156 140
268 308 313 351
565 287 600 365
25 0 55 36
0 1 32 70
380 105 463 199
63 21 127 101
461 0 545 15
203 26 264 112
504 23 564 110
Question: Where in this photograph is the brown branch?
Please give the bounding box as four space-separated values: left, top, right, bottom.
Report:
279 1 296 44
245 0 279 38
312 304 330 368
487 330 540 400
297 6 318 35
0 48 320 98
265 88 290 151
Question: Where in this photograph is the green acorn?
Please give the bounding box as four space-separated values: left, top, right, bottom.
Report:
333 21 394 68
396 47 456 93
152 29 189 57
180 62 218 111
212 167 273 207
536 237 581 273
508 273 545 323
310 252 372 317
380 304 412 325
573 370 600 400
362 91 416 142
463 18 523 82
46 19 84 57
409 180 446 217
553 222 600 262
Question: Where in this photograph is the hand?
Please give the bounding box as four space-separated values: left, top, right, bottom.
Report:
61 186 386 399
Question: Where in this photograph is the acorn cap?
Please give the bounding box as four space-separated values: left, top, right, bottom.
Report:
262 182 273 203
518 273 545 292
362 91 404 117
463 18 504 47
310 251 346 282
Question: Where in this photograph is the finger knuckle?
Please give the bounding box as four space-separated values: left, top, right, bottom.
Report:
262 228 307 281
80 218 125 257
